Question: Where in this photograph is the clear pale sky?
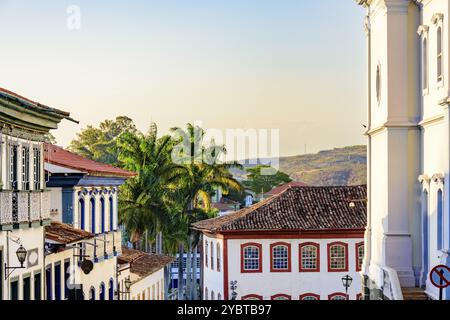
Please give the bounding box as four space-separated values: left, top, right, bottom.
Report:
0 0 366 158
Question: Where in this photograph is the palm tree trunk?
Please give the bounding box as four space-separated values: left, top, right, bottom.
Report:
177 244 184 300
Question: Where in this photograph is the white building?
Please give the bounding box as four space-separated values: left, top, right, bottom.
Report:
357 0 450 300
0 88 75 300
44 143 135 300
193 185 367 300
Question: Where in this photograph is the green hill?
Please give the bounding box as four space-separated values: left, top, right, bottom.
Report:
279 145 367 186
233 145 367 187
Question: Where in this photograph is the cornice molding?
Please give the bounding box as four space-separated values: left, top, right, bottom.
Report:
432 13 444 25
432 173 445 184
417 25 429 37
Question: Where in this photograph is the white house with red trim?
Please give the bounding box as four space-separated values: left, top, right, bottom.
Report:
192 185 367 301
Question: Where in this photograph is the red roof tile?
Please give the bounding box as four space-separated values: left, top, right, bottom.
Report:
44 143 136 178
265 181 309 196
119 248 175 278
45 221 94 244
192 185 367 233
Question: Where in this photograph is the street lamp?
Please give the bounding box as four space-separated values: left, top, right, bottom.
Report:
5 242 28 280
341 275 353 300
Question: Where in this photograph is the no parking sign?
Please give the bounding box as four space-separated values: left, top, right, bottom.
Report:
430 265 450 300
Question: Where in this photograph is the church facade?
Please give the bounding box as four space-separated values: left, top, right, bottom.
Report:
357 0 450 300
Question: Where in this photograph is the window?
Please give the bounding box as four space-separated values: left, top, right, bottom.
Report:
217 243 221 272
270 242 291 272
9 144 18 190
357 293 363 300
300 293 320 301
99 283 105 300
437 27 443 83
23 276 31 300
64 260 70 299
46 266 52 300
241 243 262 273
10 279 18 300
78 198 85 230
205 287 208 301
242 294 263 300
437 189 444 250
299 243 320 272
109 279 114 300
205 240 209 268
271 294 291 300
109 196 114 231
89 287 96 301
54 263 61 301
356 242 365 272
90 197 96 234
33 147 41 190
423 38 429 91
211 291 215 300
328 293 348 300
218 293 222 300
100 197 106 233
328 242 348 272
22 146 30 190
211 242 214 270
34 273 41 300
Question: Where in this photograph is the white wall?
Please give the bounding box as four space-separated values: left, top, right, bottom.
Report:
203 234 364 301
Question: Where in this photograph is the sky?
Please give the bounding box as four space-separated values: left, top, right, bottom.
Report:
0 0 367 159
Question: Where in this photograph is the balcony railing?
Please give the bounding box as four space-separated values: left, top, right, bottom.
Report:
0 190 51 225
81 229 122 262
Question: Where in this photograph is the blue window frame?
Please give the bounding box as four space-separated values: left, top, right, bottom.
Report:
437 190 444 250
79 198 85 230
109 196 114 231
109 279 114 300
101 197 106 234
99 283 105 300
90 198 96 234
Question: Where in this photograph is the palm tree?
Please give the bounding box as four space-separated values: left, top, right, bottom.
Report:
170 124 244 300
117 123 186 250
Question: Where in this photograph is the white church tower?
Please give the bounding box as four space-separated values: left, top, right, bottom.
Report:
357 0 450 300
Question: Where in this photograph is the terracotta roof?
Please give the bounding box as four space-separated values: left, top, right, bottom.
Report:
212 197 240 212
44 143 136 178
265 181 309 196
119 248 175 278
0 87 78 122
45 221 94 244
192 185 367 233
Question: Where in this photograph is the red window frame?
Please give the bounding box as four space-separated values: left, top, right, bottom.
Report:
299 242 320 272
327 242 349 272
241 294 263 300
328 293 348 300
271 294 292 300
241 243 263 273
355 242 364 272
270 242 291 272
300 293 320 300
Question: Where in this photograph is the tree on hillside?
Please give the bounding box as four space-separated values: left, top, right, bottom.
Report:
68 116 137 165
243 165 292 196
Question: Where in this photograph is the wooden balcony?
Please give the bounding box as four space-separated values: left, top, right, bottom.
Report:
0 190 51 226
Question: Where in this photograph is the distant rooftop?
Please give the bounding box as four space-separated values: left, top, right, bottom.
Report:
265 181 309 196
44 143 136 178
119 248 175 279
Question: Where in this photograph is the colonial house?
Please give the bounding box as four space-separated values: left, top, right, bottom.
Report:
117 247 174 300
0 88 75 300
43 143 135 300
192 185 367 301
356 0 450 300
